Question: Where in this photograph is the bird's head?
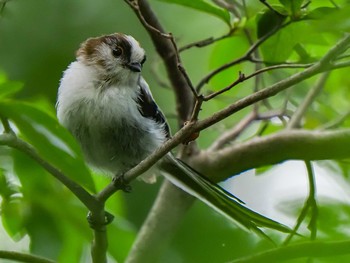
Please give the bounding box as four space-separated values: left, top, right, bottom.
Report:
76 33 146 85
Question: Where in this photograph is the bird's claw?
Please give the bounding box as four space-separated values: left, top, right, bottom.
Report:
113 174 132 193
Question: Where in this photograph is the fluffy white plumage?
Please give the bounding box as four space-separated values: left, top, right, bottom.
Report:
57 34 166 180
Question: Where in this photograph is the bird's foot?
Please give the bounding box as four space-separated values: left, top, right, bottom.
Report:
113 174 132 193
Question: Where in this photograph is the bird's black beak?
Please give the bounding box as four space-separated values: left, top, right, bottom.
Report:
127 62 142 72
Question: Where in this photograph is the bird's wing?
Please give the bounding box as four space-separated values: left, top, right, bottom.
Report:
136 77 170 138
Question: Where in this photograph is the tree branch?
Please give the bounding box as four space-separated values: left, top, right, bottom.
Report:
0 133 109 263
209 109 290 151
191 129 350 182
94 120 198 201
209 111 256 151
0 133 97 211
125 0 194 124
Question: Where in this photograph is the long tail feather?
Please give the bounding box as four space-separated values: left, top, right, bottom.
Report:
160 154 291 237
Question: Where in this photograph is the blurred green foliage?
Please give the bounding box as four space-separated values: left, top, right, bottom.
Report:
1 0 350 262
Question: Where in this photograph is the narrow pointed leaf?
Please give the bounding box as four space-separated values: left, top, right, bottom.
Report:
156 0 231 26
0 100 95 192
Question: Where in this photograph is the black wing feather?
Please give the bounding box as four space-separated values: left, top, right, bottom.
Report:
136 79 171 138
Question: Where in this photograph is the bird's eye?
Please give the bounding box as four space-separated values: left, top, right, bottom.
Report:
112 47 123 57
141 56 147 65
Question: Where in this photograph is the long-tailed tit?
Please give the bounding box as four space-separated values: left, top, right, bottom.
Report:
56 33 289 235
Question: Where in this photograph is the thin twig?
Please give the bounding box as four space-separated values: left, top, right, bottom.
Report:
195 21 291 92
257 109 291 121
209 111 257 151
179 28 236 52
203 63 313 102
124 0 171 38
255 110 290 136
252 53 261 114
334 53 350 61
189 96 204 122
203 71 245 101
96 120 198 201
170 36 198 98
330 60 350 70
248 57 312 65
287 72 330 129
96 181 122 203
248 63 313 80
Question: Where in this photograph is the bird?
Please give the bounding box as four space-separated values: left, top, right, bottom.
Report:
56 33 290 237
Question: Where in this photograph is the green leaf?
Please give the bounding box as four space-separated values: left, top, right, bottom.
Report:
11 151 91 259
0 170 26 240
304 5 350 32
305 7 338 20
0 100 96 192
259 20 328 63
0 169 9 198
279 0 304 18
0 73 23 99
256 7 287 39
1 197 27 241
156 0 231 26
255 165 274 176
